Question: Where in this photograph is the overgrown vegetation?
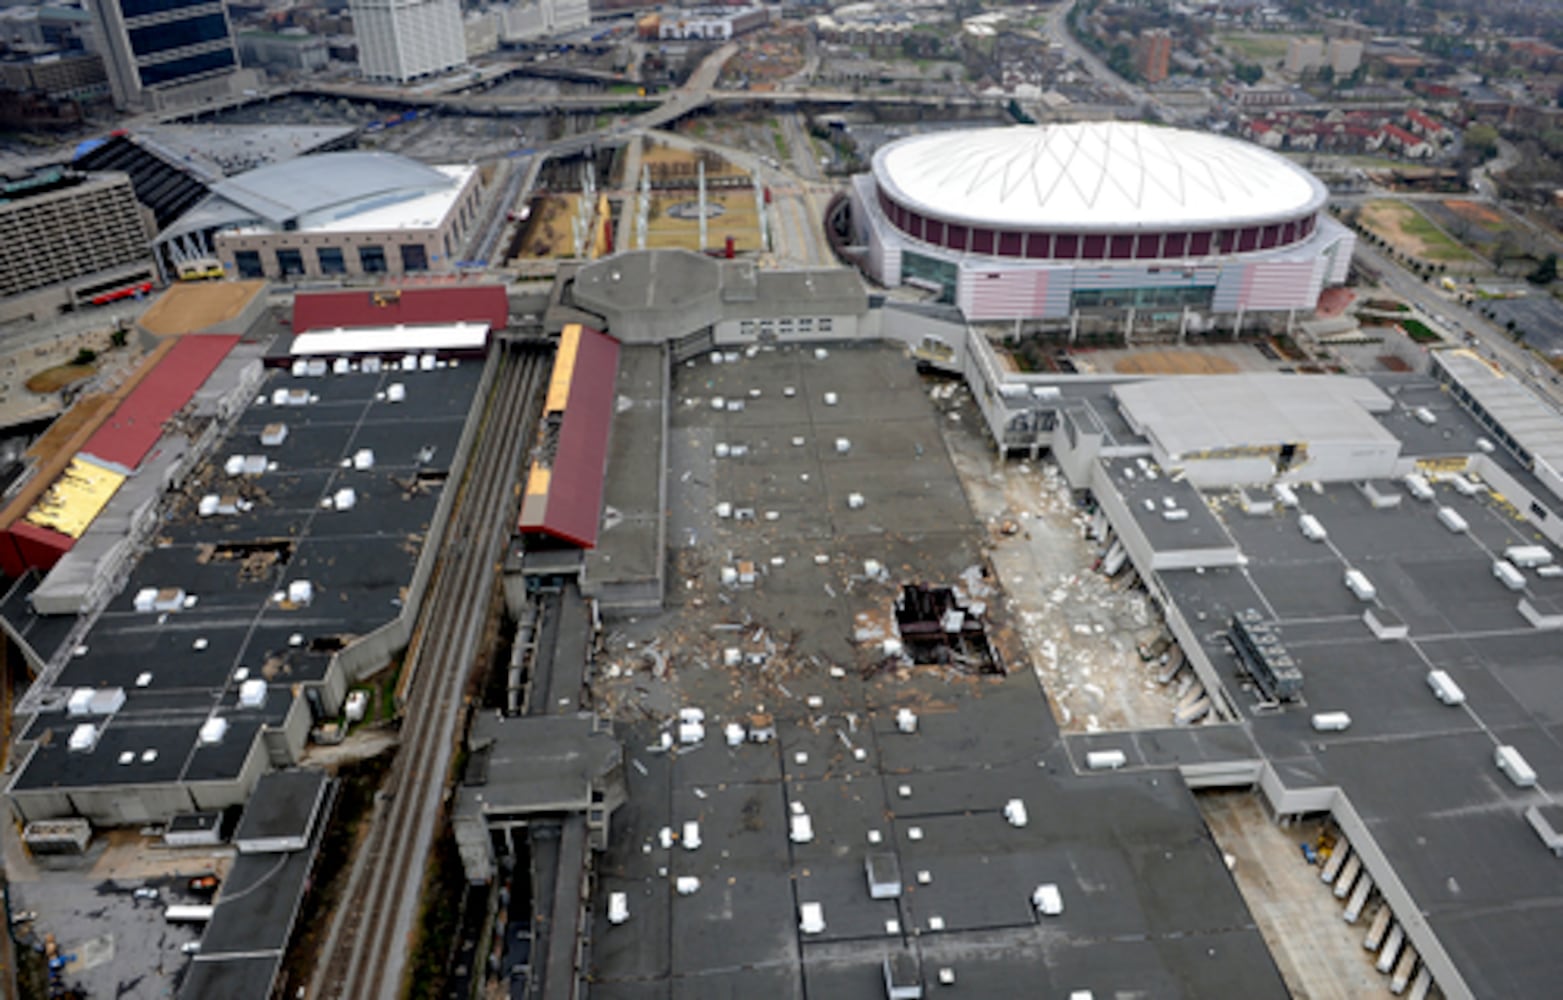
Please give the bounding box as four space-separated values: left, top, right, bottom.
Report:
403 826 469 999
1401 318 1441 343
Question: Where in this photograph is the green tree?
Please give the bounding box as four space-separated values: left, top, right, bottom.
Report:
1234 63 1264 85
1529 253 1558 285
1465 124 1500 162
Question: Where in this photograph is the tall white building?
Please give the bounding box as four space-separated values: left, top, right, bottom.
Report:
498 0 590 44
351 0 466 83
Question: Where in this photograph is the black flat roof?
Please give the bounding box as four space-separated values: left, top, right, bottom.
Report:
8 360 485 795
233 769 328 847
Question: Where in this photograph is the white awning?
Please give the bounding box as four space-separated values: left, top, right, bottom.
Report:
290 322 489 356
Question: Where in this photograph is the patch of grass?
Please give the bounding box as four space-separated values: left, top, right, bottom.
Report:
1401 318 1441 343
771 126 789 162
404 826 468 1000
1360 199 1479 264
1362 299 1409 312
1216 32 1293 62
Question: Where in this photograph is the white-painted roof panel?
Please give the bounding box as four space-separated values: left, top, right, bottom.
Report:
290 323 489 356
874 123 1328 231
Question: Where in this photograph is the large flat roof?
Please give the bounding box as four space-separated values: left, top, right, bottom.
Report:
1095 370 1563 998
587 343 1288 997
5 358 484 798
1113 374 1397 461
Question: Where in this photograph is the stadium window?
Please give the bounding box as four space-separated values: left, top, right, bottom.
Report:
947 224 969 252
1109 235 1133 260
1164 232 1188 257
998 231 1023 257
276 248 305 277
359 245 387 273
234 251 263 279
1188 232 1212 256
798 318 813 331
1081 234 1107 259
819 318 833 332
401 244 429 272
1054 234 1079 259
971 227 995 255
317 247 347 275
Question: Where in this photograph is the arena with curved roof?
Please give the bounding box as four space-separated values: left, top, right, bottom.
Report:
848 122 1355 327
155 151 483 282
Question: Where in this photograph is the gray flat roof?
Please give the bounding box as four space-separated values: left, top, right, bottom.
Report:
584 344 664 599
1113 374 1396 460
1104 456 1238 557
1435 349 1563 481
587 343 1287 997
1114 378 1563 998
458 713 619 817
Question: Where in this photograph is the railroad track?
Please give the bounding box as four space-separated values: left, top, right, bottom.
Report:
312 344 549 1000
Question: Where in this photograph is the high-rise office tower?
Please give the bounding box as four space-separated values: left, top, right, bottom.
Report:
86 0 248 110
351 0 466 83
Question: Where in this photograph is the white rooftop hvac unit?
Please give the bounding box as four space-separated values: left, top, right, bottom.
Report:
133 587 186 613
260 423 288 447
66 688 125 718
286 580 314 606
67 723 99 753
198 718 228 745
224 454 267 477
1344 569 1376 602
1496 744 1537 788
351 449 375 470
1032 883 1064 916
1506 545 1553 569
386 382 406 403
332 358 351 375
238 679 268 709
799 902 826 935
271 388 311 407
332 488 357 511
1437 507 1468 533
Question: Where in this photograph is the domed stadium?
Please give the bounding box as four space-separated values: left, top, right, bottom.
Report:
846 122 1354 327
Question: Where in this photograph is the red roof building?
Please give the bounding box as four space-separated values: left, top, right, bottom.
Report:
518 324 620 549
291 286 509 334
83 334 239 471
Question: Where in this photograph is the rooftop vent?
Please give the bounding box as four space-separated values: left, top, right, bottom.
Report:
238 679 267 709
67 724 99 753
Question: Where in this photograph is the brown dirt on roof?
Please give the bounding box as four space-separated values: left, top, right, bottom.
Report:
138 280 267 336
1112 350 1240 374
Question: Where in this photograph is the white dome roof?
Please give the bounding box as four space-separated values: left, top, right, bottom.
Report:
873 122 1327 232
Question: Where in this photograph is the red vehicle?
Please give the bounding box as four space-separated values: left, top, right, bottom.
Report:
89 280 153 306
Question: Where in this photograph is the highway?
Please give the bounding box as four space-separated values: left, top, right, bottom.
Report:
310 344 550 1000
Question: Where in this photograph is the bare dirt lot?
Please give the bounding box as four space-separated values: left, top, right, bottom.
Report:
1112 349 1241 374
